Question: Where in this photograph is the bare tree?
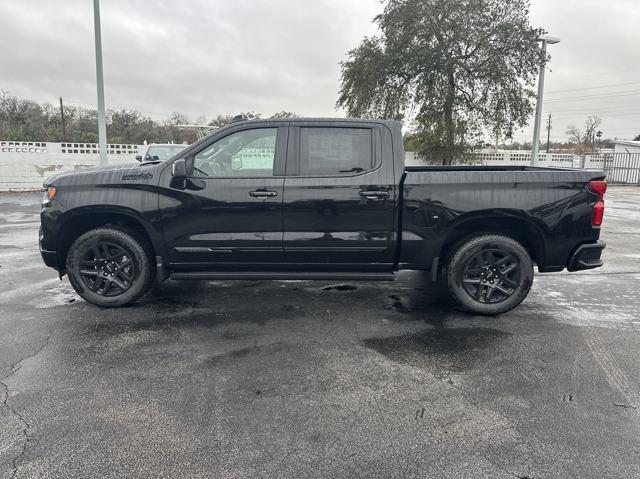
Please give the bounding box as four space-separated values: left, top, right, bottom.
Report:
566 116 602 153
583 115 602 151
565 125 582 145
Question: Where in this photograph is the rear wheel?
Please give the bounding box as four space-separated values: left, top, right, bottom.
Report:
66 227 154 307
445 234 533 315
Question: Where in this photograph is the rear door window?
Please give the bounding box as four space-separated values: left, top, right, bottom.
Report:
299 127 374 176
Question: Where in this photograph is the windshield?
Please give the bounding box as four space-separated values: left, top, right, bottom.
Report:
145 144 187 161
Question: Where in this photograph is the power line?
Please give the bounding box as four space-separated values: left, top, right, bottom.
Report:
544 90 640 104
63 96 176 119
547 108 640 118
542 105 640 115
551 111 640 121
548 66 640 85
546 81 640 95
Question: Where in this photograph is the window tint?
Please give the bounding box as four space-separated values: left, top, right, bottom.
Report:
193 128 277 178
299 127 373 176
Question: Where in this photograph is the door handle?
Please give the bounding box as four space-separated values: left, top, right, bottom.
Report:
249 190 278 198
360 191 389 201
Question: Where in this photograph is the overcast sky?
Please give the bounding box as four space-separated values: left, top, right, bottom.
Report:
1 0 639 142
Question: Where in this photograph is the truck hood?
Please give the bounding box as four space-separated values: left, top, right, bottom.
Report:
43 162 162 187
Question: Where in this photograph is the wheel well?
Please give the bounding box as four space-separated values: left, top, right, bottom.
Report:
440 217 545 268
57 213 155 269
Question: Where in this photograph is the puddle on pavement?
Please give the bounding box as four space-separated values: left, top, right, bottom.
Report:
321 284 358 291
363 325 509 377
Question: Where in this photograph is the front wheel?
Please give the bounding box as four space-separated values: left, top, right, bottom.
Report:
66 226 155 307
445 234 534 315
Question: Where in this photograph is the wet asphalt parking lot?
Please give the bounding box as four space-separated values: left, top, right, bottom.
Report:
1 188 639 479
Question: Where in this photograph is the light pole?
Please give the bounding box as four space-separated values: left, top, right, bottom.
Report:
93 0 108 166
531 34 560 166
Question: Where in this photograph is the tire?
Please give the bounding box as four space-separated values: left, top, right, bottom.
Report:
445 234 534 315
66 226 155 307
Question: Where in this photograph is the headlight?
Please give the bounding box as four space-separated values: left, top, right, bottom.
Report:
42 186 56 206
46 186 57 200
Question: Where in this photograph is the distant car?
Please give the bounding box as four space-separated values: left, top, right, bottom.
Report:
136 143 187 162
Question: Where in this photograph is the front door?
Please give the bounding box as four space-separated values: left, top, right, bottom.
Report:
160 124 288 269
282 122 397 269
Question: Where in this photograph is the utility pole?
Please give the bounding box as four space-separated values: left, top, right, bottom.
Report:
546 113 551 153
59 97 66 142
93 0 107 166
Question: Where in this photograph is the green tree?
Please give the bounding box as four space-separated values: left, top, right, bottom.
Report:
0 92 56 141
337 0 547 164
208 112 262 129
0 90 291 145
633 134 640 142
270 111 299 119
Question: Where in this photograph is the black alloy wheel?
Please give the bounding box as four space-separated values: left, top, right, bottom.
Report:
445 234 534 315
79 241 137 297
66 226 155 307
461 249 521 304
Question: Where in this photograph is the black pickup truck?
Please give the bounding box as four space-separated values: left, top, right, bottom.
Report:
39 118 607 315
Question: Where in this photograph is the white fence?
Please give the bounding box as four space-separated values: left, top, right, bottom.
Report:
0 141 143 190
406 151 608 169
603 153 640 184
0 141 613 191
472 152 606 169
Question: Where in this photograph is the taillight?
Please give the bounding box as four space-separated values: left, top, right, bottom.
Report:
589 180 607 197
589 180 607 227
592 202 604 227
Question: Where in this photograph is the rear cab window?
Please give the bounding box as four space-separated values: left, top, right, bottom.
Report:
298 127 375 176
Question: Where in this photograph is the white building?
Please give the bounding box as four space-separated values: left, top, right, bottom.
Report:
614 140 640 153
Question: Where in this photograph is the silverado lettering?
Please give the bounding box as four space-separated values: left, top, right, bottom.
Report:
122 172 154 181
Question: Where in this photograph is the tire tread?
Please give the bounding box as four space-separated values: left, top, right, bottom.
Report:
445 233 534 316
66 226 155 307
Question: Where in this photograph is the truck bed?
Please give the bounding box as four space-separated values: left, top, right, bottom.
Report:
403 165 605 185
405 165 591 172
399 166 605 272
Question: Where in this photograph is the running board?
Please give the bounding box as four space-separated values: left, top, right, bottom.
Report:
169 271 395 281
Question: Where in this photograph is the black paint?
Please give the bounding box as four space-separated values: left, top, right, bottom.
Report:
40 118 606 278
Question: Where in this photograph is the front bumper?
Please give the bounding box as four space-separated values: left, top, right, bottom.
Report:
39 226 60 270
567 241 606 272
40 247 59 269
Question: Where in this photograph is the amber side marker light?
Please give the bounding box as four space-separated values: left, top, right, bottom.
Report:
47 186 57 200
588 180 607 227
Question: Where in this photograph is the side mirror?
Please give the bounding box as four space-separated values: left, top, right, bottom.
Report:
135 155 143 162
170 159 187 189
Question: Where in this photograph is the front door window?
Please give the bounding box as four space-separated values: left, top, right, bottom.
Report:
192 128 278 178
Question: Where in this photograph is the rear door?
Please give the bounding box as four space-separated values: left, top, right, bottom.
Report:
282 121 397 269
